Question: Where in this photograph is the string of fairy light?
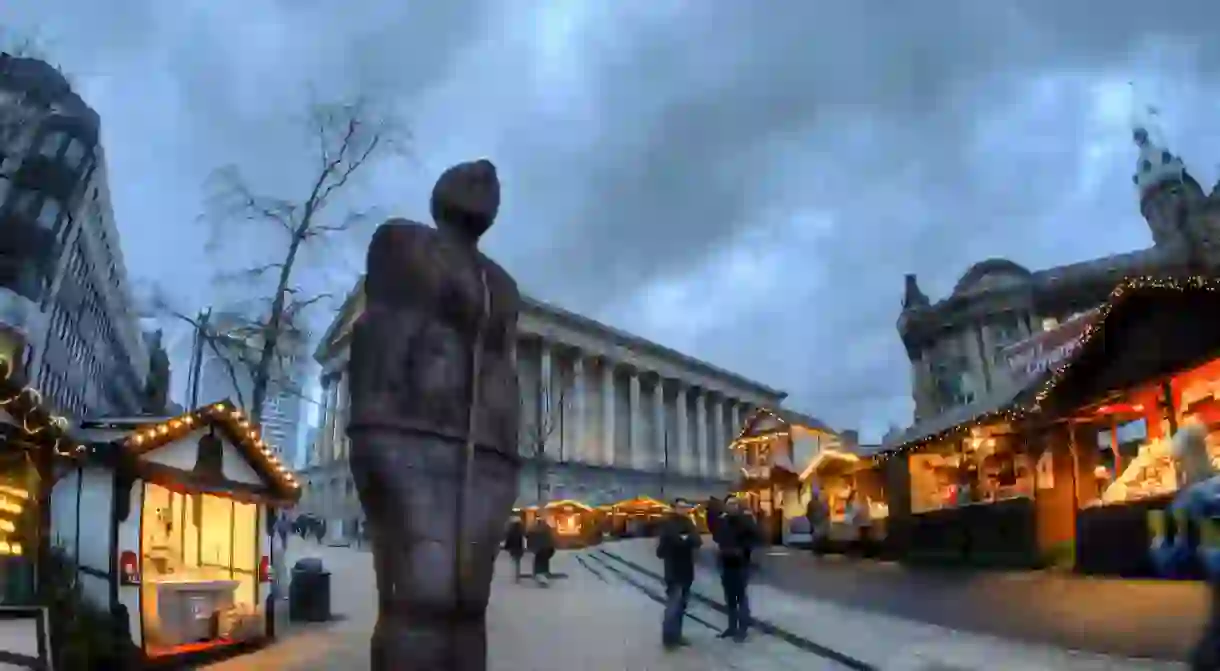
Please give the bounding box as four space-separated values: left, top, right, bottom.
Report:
0 355 84 458
125 400 300 498
869 275 1220 465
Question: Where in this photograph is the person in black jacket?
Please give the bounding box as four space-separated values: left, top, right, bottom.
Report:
713 495 759 641
656 497 701 649
504 515 526 582
527 517 556 585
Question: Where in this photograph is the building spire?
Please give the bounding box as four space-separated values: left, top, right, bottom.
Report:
1128 82 1186 195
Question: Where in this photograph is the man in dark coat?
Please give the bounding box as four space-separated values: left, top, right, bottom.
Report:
656 498 701 649
527 517 556 584
806 487 829 555
713 495 759 642
504 515 526 582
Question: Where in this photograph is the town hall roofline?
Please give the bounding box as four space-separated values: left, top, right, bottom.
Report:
315 276 788 402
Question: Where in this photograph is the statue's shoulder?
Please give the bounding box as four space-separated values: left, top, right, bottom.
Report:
481 255 520 303
364 219 443 308
371 218 440 254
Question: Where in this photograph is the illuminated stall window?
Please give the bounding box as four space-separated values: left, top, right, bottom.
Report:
908 427 1033 514
140 484 264 656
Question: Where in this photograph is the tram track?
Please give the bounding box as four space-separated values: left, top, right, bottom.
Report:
579 551 720 631
590 548 877 671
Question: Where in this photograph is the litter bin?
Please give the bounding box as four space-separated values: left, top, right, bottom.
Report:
289 557 332 623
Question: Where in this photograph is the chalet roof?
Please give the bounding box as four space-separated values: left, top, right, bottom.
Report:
883 275 1220 458
1031 275 1220 414
82 400 300 504
733 406 836 444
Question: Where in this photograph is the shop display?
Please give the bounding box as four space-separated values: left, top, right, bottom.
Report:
1094 437 1178 506
139 484 262 654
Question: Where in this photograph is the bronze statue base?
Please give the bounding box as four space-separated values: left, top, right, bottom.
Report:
350 431 519 671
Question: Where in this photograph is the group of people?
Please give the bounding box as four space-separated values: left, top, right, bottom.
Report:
503 514 558 585
804 486 875 555
656 495 759 650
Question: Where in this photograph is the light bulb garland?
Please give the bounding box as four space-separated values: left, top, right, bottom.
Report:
0 356 86 460
121 398 301 502
872 274 1220 466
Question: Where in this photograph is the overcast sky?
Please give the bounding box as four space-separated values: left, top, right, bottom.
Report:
8 1 1220 441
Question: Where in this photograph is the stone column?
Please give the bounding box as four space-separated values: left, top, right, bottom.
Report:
572 354 587 464
540 341 555 460
695 391 708 478
628 371 642 470
675 385 689 475
712 396 725 478
727 400 736 478
601 360 616 466
652 378 665 473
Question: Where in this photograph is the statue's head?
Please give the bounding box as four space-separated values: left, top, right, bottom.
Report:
431 159 500 242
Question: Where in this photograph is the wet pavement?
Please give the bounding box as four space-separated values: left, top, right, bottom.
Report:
204 542 852 670
697 544 1207 662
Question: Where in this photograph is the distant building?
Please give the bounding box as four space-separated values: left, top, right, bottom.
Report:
141 329 171 414
895 121 1220 436
301 278 793 533
0 53 148 417
191 311 306 463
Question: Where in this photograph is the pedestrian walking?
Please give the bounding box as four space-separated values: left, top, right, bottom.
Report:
1152 422 1220 670
805 487 829 556
527 516 556 586
505 514 526 582
277 513 290 550
845 489 873 557
713 495 759 642
656 497 701 650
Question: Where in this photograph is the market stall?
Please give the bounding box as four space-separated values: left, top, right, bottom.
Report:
729 407 837 545
797 444 890 554
878 394 1045 568
66 400 300 667
1030 276 1220 577
0 356 90 670
541 499 598 548
609 497 670 537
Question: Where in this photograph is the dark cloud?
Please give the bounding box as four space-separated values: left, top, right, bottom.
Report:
9 1 1220 438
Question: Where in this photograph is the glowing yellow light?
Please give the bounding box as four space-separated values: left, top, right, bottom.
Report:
157 425 169 436
212 403 225 412
184 416 194 426
131 435 143 446
0 486 29 501
170 420 181 429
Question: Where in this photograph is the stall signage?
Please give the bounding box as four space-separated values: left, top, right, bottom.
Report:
998 309 1099 386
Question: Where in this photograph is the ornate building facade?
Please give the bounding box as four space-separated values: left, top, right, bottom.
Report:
299 279 790 534
897 123 1220 429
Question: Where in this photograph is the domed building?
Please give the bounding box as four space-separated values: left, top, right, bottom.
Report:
898 123 1220 425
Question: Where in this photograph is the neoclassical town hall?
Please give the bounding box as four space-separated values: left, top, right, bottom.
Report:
299 280 792 533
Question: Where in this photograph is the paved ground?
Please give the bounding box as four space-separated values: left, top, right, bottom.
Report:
600 539 1188 671
693 543 1206 662
203 539 849 670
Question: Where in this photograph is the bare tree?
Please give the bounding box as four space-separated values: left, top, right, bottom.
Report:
522 378 570 503
201 94 408 423
143 287 321 414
